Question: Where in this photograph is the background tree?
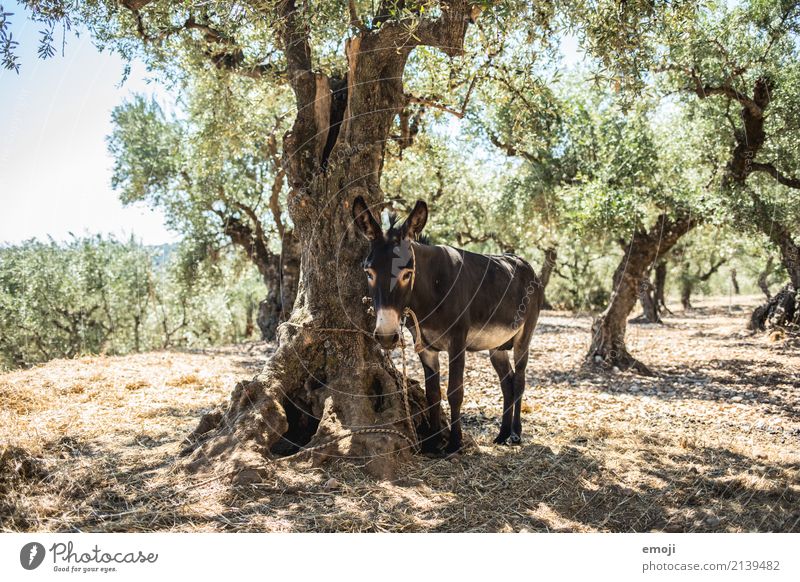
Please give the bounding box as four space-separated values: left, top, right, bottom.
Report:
474 65 709 372
670 227 733 311
0 236 262 370
108 72 298 340
659 1 800 331
571 0 800 331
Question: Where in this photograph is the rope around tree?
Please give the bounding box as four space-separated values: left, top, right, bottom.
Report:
277 303 424 458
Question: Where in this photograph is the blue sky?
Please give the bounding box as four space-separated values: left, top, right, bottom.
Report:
0 3 177 246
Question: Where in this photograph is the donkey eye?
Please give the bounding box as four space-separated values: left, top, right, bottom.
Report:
364 269 374 281
401 271 412 283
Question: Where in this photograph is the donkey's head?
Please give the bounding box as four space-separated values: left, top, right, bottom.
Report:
352 196 428 349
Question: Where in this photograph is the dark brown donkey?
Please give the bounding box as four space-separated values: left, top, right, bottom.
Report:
352 197 543 455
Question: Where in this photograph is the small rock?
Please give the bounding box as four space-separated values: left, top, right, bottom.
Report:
232 468 263 486
323 477 340 491
706 516 721 527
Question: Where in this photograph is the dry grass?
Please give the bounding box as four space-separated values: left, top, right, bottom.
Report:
1 297 798 532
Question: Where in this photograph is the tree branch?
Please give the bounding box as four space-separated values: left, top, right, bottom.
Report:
486 130 537 163
348 0 367 32
265 125 287 238
658 64 763 118
213 208 279 282
698 257 726 282
276 0 319 187
406 93 465 118
372 0 475 58
455 216 515 253
750 162 800 189
130 11 280 80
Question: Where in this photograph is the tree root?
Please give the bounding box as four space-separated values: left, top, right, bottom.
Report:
178 331 430 483
586 348 654 377
749 284 798 333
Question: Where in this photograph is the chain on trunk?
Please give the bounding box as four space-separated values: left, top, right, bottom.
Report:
277 318 420 457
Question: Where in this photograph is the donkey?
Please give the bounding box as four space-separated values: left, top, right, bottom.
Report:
352 196 543 455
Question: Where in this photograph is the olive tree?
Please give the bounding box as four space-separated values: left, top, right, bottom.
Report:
8 0 563 478
572 0 800 331
108 73 298 340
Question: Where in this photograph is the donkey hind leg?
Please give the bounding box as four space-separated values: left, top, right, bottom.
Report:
489 349 514 445
509 337 532 445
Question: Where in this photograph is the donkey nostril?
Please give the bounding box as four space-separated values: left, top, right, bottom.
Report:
374 330 400 348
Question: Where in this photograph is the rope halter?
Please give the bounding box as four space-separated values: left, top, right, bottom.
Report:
402 241 424 353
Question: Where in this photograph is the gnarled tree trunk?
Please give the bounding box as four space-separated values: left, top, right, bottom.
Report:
730 268 740 295
748 216 800 332
539 246 558 310
654 260 669 314
758 257 774 300
180 1 475 482
749 283 799 333
587 214 695 375
631 276 662 324
257 230 301 340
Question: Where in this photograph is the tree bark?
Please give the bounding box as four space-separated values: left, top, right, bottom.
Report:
587 214 695 375
539 246 558 310
257 230 301 340
631 276 662 324
758 257 773 300
730 268 740 295
681 279 693 311
654 260 669 314
181 1 475 481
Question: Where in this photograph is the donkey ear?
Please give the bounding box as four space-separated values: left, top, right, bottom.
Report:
400 199 428 240
352 196 382 241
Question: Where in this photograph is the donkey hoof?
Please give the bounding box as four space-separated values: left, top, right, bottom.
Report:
508 433 522 446
445 440 463 456
421 438 444 457
493 432 511 445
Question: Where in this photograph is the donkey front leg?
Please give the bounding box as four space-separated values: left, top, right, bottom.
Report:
489 349 514 444
445 346 466 455
419 349 443 455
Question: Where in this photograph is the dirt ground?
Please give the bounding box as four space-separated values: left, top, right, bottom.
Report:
2 295 798 532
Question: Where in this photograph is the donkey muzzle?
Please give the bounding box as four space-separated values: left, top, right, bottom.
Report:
374 308 401 350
